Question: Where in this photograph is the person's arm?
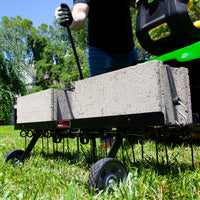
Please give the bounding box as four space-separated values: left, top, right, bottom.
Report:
55 3 89 29
71 3 89 30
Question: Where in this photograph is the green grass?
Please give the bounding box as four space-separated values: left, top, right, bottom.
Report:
0 126 200 199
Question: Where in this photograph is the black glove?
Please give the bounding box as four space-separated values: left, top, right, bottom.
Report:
55 3 73 27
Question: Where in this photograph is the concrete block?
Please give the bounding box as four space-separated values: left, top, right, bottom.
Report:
73 61 192 124
17 89 53 123
17 61 192 125
17 89 75 123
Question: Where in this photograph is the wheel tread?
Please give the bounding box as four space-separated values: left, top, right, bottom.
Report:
4 149 24 162
88 158 127 192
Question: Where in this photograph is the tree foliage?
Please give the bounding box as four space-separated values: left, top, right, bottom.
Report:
0 26 28 123
27 21 89 90
0 16 89 123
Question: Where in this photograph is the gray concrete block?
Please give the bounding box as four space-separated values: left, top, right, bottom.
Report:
17 89 75 123
17 89 54 123
73 61 192 124
17 61 192 125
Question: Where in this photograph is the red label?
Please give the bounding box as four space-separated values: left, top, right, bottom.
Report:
56 120 71 128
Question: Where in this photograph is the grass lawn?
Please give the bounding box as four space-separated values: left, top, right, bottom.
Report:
0 125 199 199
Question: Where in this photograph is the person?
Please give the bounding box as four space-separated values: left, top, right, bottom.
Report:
55 0 138 77
55 0 138 149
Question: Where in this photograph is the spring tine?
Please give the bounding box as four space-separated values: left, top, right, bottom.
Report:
80 144 87 157
105 139 108 157
56 142 58 152
190 138 195 168
47 137 49 154
63 137 65 155
90 139 92 159
100 139 103 158
77 135 80 162
141 140 144 161
155 140 159 166
42 136 44 153
25 135 27 149
53 138 55 154
109 137 112 149
131 144 136 164
67 137 69 153
164 142 169 165
92 138 96 162
121 138 125 163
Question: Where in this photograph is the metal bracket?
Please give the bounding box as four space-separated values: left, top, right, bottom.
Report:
166 64 188 125
19 132 42 162
107 135 123 158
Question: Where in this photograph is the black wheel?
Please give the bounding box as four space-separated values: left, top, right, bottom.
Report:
88 158 128 193
4 149 24 163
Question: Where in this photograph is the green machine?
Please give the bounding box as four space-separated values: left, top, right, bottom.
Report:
136 0 200 55
151 41 200 63
136 0 200 121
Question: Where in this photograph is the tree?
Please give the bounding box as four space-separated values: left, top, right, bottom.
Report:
27 21 89 90
0 16 37 123
0 27 27 123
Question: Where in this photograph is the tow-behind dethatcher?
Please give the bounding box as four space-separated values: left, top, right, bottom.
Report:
4 0 200 192
4 60 200 192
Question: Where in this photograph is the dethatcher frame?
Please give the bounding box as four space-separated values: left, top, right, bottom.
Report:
4 109 200 192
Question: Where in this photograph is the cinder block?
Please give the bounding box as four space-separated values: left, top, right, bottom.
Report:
17 61 192 125
17 89 53 123
73 61 192 124
17 89 75 123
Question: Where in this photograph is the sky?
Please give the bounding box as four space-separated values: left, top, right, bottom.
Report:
0 0 73 28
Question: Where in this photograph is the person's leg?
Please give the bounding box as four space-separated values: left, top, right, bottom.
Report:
87 46 138 76
111 48 138 70
87 46 114 77
86 46 116 149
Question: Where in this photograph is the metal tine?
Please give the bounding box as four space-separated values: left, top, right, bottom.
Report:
77 135 80 162
56 142 58 153
63 137 65 155
67 137 69 154
47 137 49 154
42 135 44 153
141 139 144 161
131 144 136 164
155 140 159 166
91 138 96 162
121 138 125 163
124 140 132 164
25 134 27 150
190 138 195 168
105 139 108 157
164 142 169 165
53 138 55 154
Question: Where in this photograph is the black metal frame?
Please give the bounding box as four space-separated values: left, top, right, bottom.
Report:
14 111 200 168
15 112 164 130
15 112 164 162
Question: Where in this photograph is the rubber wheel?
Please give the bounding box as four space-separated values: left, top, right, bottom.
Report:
4 149 24 163
88 158 128 193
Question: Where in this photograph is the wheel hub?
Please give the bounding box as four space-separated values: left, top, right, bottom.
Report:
104 173 119 188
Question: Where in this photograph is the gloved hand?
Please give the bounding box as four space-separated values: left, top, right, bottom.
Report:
55 4 73 27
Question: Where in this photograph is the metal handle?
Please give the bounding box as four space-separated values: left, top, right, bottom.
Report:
61 3 84 80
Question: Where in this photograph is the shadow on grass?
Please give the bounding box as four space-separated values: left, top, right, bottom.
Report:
30 146 199 178
127 159 199 177
36 150 102 169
